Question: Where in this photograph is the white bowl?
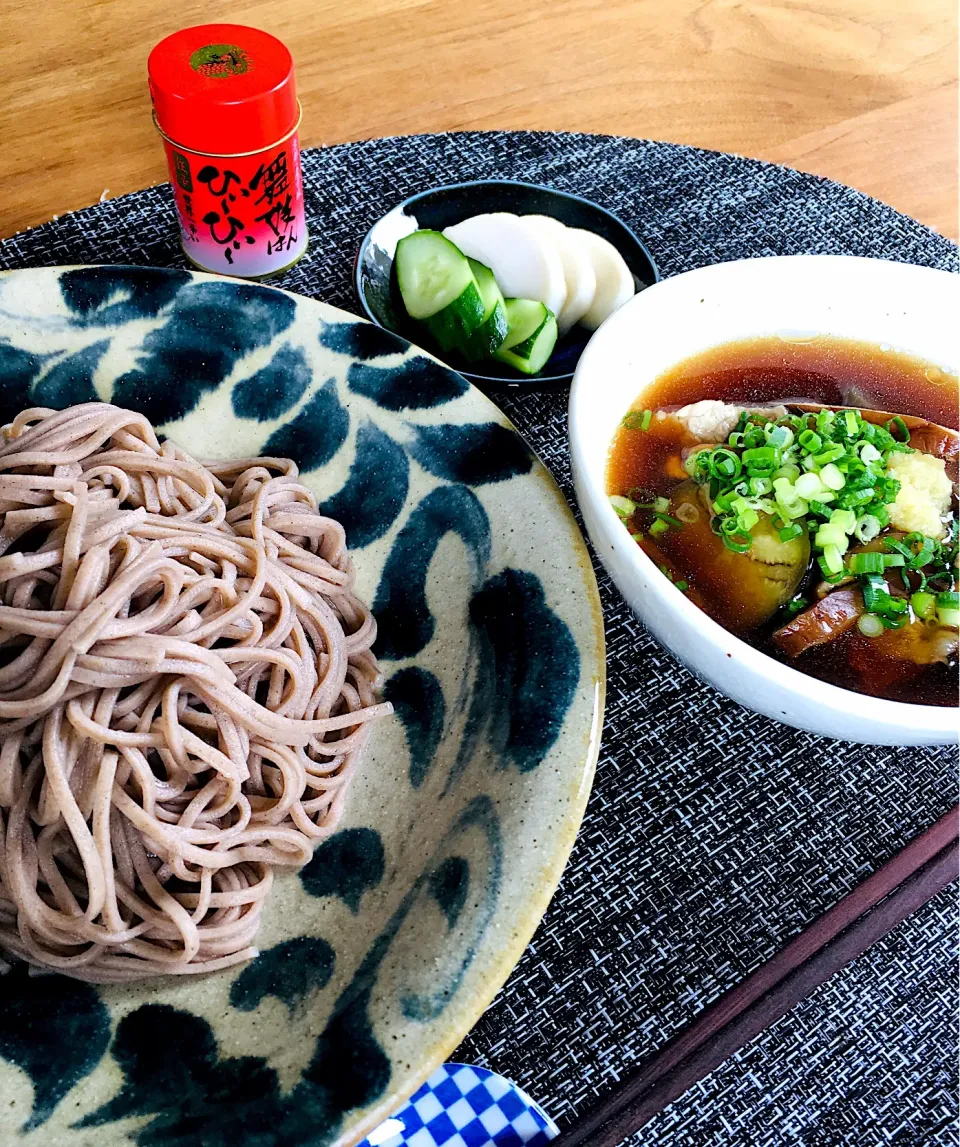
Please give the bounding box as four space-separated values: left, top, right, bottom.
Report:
569 255 959 745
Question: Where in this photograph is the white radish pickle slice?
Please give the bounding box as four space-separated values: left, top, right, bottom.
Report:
573 229 636 330
442 213 567 319
523 215 597 335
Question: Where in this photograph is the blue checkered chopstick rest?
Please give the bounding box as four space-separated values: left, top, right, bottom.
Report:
360 1064 559 1147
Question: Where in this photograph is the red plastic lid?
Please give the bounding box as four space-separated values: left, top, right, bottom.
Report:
148 24 298 155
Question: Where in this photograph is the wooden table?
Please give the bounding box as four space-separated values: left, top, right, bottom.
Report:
0 0 956 242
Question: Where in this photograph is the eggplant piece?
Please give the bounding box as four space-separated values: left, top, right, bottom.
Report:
774 591 957 666
772 589 863 657
657 481 810 631
870 622 959 666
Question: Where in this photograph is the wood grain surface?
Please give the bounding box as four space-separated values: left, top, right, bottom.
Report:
0 0 956 241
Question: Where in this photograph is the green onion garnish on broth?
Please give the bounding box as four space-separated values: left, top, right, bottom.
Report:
783 594 808 619
689 407 920 577
857 613 886 638
910 591 937 620
610 400 956 647
846 551 884 575
938 606 960 628
622 409 652 430
658 564 688 593
885 415 911 442
609 495 636 518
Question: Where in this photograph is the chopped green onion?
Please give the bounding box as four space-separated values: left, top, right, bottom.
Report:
910 591 937 620
842 487 876 508
821 544 844 575
742 446 779 474
768 425 794 448
653 496 670 514
683 402 948 571
783 595 808 618
819 463 845 491
830 508 857 534
649 518 669 537
854 515 882 543
815 524 849 552
861 574 908 617
814 444 845 466
778 496 809 521
936 591 960 610
659 564 689 594
609 495 636 518
938 607 960 628
847 551 885 575
708 448 742 480
861 574 888 612
846 552 903 574
721 529 753 553
774 464 801 482
857 614 885 637
902 534 938 570
622 409 652 430
885 415 910 443
817 555 846 581
795 472 825 500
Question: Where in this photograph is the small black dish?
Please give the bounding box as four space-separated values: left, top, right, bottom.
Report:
354 180 659 390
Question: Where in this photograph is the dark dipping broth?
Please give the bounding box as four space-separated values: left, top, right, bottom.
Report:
607 335 959 706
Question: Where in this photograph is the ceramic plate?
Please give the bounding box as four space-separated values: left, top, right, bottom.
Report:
0 266 604 1147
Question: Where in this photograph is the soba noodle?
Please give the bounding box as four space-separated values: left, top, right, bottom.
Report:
0 403 390 983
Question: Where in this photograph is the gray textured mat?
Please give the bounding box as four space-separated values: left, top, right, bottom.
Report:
1 130 956 1145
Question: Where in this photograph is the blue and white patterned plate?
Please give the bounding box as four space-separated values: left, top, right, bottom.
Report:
0 267 604 1147
360 1063 558 1147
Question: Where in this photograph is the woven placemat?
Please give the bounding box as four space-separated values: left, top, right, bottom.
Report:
1 131 957 1146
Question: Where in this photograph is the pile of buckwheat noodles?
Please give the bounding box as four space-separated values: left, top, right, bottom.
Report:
0 403 390 983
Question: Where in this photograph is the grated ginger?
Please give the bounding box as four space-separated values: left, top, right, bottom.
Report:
886 451 952 539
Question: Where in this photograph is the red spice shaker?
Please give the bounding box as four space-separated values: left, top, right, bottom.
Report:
148 24 308 278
